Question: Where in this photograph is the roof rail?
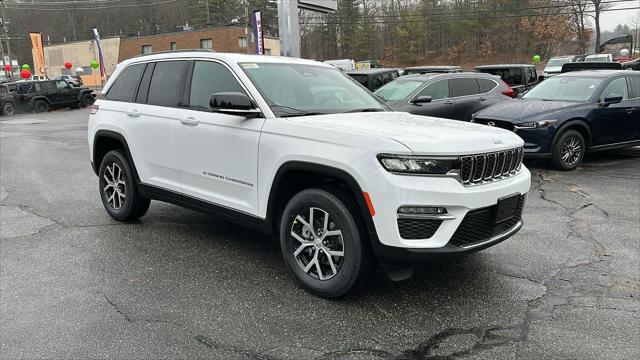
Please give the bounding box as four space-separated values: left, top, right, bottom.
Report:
134 49 216 58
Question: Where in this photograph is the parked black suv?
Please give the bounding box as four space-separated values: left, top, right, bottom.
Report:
13 80 95 113
374 72 514 121
0 84 16 116
346 68 401 91
475 64 539 96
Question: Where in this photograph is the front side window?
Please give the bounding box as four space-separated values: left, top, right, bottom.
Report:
240 62 387 117
375 80 423 101
141 45 152 54
451 78 480 97
600 77 629 101
523 76 604 102
418 79 449 100
200 38 213 49
55 80 67 89
147 61 188 107
105 63 146 102
189 61 246 111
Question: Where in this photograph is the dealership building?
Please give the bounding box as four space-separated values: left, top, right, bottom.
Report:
42 26 279 86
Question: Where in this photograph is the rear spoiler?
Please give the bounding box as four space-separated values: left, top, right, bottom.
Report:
561 62 622 73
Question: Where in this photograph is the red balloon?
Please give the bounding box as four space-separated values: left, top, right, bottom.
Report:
64 61 72 69
20 69 31 79
3 64 10 72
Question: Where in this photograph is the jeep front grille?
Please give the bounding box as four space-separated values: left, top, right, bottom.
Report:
460 147 523 185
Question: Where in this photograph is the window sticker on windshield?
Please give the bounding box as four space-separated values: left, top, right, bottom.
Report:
241 63 259 69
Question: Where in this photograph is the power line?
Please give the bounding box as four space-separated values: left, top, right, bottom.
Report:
5 0 179 11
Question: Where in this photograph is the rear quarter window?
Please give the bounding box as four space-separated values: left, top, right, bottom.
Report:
105 63 146 102
478 78 497 93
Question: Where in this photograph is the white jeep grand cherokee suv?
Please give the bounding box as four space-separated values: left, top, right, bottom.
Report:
88 51 531 298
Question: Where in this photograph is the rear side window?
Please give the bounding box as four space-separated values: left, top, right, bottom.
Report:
147 61 188 107
106 64 145 102
417 79 449 100
451 78 480 97
189 61 246 111
627 76 640 98
135 63 155 104
478 78 497 93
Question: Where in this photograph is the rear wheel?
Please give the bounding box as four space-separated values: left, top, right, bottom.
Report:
1 102 15 116
98 150 150 221
34 100 49 113
279 188 371 298
551 129 585 170
80 93 94 107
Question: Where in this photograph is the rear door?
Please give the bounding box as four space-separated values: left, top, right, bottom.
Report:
409 79 454 119
625 75 640 142
591 76 633 145
449 78 482 121
54 80 75 103
175 60 265 215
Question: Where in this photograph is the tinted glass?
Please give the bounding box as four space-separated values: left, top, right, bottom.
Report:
55 80 67 90
523 76 603 101
40 82 55 91
478 68 522 86
147 61 188 107
189 61 246 111
135 63 154 103
600 77 629 100
375 80 423 101
17 84 33 94
478 78 497 93
451 78 480 97
106 63 145 102
241 62 386 116
627 76 640 98
527 68 537 83
418 79 449 100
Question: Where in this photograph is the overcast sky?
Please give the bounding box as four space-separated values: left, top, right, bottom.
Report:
599 2 639 31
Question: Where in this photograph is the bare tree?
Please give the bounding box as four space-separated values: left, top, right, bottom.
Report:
589 0 609 53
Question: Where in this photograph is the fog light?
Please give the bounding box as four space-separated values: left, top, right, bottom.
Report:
398 206 447 215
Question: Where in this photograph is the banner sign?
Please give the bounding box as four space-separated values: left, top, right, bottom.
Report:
252 10 265 55
29 32 46 76
91 27 106 79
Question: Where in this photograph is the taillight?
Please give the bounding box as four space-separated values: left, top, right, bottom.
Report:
499 79 515 98
89 104 99 115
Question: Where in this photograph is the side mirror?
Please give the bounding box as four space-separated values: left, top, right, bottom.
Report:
601 95 623 107
411 95 432 104
210 92 261 117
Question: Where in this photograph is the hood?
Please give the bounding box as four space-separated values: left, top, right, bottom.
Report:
475 99 585 123
286 112 523 155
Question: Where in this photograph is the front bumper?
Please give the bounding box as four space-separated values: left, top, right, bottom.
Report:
362 165 531 261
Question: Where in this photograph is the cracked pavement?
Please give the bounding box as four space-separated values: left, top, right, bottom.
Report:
1 110 639 359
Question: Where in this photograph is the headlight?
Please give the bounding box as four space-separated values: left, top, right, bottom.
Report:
378 154 460 175
515 119 557 129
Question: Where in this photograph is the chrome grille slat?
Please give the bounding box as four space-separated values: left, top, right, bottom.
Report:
459 147 523 186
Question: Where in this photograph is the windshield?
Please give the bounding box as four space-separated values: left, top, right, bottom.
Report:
240 62 387 117
523 76 603 101
546 58 572 67
374 80 423 101
585 56 608 62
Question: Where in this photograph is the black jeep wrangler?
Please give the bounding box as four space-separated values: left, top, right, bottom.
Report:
475 64 540 97
13 80 95 113
0 84 16 116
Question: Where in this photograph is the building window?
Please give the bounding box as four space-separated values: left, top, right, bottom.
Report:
170 42 177 50
61 68 72 75
81 66 93 75
264 49 271 55
238 37 248 48
142 45 152 54
200 38 213 50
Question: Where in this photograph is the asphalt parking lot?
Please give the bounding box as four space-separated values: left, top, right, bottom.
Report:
1 109 638 359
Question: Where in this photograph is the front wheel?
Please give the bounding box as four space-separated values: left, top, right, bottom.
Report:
279 188 372 298
98 150 150 221
551 129 585 170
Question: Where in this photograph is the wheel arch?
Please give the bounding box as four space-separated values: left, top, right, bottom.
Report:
553 118 592 148
265 161 379 243
31 96 51 105
92 130 140 181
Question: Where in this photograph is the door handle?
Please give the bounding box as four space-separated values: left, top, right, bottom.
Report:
626 108 634 114
180 117 199 126
479 97 487 101
444 100 454 105
126 110 141 118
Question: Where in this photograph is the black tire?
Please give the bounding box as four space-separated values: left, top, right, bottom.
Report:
279 188 372 298
80 93 94 108
551 129 586 170
98 150 150 221
33 100 49 113
1 102 15 116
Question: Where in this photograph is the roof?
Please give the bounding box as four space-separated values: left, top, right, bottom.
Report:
475 64 536 69
345 68 399 75
401 72 500 81
123 51 330 68
404 65 461 70
556 70 636 78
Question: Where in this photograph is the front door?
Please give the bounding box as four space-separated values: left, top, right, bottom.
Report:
410 79 455 119
175 60 265 215
591 76 634 145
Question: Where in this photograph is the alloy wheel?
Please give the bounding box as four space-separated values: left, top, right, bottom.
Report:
561 136 582 165
103 163 126 210
290 207 345 280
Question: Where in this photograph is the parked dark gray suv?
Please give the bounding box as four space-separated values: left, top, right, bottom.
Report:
374 72 514 121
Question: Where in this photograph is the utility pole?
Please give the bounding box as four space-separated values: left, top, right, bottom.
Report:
243 0 251 54
0 0 11 76
205 0 210 25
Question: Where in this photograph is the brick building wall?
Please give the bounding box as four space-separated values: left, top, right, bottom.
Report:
118 27 257 62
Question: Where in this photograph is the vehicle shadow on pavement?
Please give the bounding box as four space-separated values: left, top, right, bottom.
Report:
524 146 640 170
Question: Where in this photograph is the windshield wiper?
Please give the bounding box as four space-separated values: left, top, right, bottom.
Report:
270 104 328 118
344 108 387 113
